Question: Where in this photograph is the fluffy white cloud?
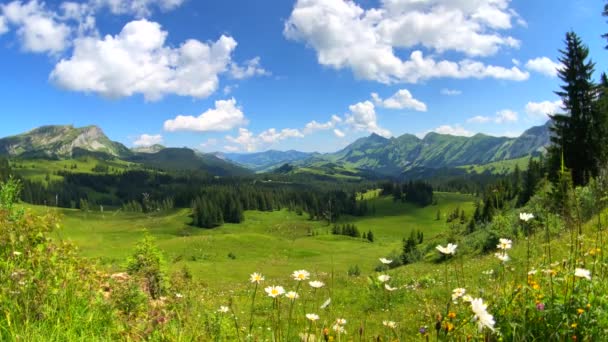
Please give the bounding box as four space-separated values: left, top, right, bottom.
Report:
2 0 71 53
258 128 304 143
440 88 462 96
0 16 8 35
467 115 491 123
134 133 163 147
164 98 247 132
525 100 563 119
91 0 185 17
284 0 528 84
371 89 427 111
345 101 391 137
495 109 518 123
200 138 218 149
467 109 518 124
225 127 304 152
525 57 561 77
303 115 342 134
432 125 473 137
230 57 269 79
333 128 345 138
50 19 238 100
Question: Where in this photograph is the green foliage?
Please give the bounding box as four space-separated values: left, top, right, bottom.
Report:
126 233 166 299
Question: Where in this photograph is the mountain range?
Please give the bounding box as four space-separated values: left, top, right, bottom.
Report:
0 122 552 178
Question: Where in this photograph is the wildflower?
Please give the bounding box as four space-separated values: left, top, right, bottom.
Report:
543 269 557 276
265 285 285 298
462 295 473 302
571 323 577 329
577 308 584 315
574 268 591 280
497 238 512 250
306 313 319 321
377 274 391 283
447 312 456 319
175 293 184 299
309 280 325 288
494 252 510 263
379 258 393 264
382 321 397 328
444 322 455 332
436 243 457 255
419 326 428 335
332 324 345 334
519 212 534 222
12 251 22 256
335 318 347 325
320 298 331 309
285 291 299 300
218 306 229 313
292 270 310 281
482 269 494 275
384 284 397 291
250 272 264 284
536 303 545 311
452 288 466 301
470 298 495 332
528 269 538 275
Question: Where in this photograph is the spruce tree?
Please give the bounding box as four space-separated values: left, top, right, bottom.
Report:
549 31 601 186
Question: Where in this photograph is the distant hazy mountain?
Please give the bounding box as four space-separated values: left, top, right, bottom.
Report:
0 125 132 159
221 150 314 171
0 125 251 177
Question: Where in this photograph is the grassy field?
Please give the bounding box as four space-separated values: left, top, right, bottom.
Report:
10 157 139 183
38 192 475 286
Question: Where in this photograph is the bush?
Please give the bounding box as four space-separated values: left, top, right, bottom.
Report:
126 233 166 299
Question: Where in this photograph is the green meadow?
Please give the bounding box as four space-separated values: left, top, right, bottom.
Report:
46 192 475 286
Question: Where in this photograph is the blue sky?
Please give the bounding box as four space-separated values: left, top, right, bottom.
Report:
0 0 606 153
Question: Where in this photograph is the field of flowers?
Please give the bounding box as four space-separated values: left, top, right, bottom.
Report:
1 176 608 341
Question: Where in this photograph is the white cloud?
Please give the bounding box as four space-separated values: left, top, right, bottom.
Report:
467 115 491 123
467 109 518 124
230 57 269 79
225 127 304 152
345 101 391 137
440 88 462 96
371 89 427 111
0 16 8 35
511 58 520 66
333 128 345 138
50 19 238 100
525 100 563 119
495 109 518 123
284 0 528 84
303 115 342 134
525 57 561 77
133 133 163 147
2 0 71 53
164 98 247 132
91 0 185 17
432 125 473 137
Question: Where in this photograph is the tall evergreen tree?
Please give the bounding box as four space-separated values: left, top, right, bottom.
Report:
548 31 601 186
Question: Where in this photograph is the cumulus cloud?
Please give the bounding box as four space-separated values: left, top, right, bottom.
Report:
284 0 528 84
345 101 391 137
230 57 269 79
225 127 304 152
525 57 561 77
495 109 518 123
467 109 518 124
303 115 342 134
0 16 8 35
371 89 427 111
50 19 239 100
432 125 473 137
440 88 462 96
164 98 247 132
2 0 71 53
525 100 563 119
133 133 163 147
333 128 345 138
